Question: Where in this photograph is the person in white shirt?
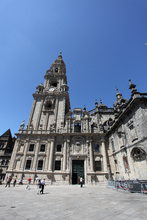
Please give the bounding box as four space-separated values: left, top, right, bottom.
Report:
80 177 84 188
40 179 45 194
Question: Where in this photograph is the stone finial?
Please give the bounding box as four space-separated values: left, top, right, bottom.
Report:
95 99 98 107
116 88 122 100
129 79 137 93
83 105 86 111
58 51 62 59
116 88 120 95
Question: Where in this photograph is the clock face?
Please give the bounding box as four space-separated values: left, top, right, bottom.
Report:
49 87 55 92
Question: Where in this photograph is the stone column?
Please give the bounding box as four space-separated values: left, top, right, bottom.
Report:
89 140 94 172
44 142 50 170
63 140 67 171
48 139 54 171
101 140 108 172
20 141 30 171
32 142 40 171
8 140 19 171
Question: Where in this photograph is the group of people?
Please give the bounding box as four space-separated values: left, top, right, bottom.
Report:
4 175 83 189
5 175 46 194
26 177 46 194
5 175 17 187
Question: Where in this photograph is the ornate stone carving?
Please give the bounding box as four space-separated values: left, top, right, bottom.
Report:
75 142 81 153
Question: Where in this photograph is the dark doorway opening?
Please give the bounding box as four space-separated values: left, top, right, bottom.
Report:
72 160 84 184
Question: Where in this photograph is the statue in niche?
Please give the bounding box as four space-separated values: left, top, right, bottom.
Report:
50 123 56 132
75 142 81 153
19 120 25 130
29 123 34 130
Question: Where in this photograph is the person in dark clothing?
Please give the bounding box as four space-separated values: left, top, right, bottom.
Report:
5 176 12 187
13 176 17 187
40 179 45 194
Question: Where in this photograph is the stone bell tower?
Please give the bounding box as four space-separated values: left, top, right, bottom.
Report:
28 52 70 132
7 53 71 183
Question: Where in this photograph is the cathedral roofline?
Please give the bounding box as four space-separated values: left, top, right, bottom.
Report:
106 94 147 136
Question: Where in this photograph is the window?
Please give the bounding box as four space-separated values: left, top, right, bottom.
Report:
93 144 100 152
55 68 58 73
74 122 81 133
29 144 34 152
40 144 45 152
37 160 43 170
45 101 52 109
50 81 57 87
95 161 102 171
25 160 31 170
55 161 61 170
56 145 62 152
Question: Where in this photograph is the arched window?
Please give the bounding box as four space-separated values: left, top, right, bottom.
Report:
131 147 146 161
45 101 52 109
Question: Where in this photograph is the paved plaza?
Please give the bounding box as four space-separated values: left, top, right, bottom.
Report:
0 184 147 220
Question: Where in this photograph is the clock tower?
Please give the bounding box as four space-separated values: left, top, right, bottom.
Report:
28 52 70 132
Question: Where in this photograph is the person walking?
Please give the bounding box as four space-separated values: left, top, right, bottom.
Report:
13 176 17 187
26 177 32 190
37 179 41 194
5 176 12 187
80 177 84 188
40 179 45 194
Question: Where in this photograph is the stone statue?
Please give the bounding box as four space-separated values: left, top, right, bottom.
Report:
19 120 25 130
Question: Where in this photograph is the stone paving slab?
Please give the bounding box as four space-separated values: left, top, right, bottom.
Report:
0 184 147 220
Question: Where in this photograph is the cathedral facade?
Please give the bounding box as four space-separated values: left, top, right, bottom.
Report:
7 54 147 184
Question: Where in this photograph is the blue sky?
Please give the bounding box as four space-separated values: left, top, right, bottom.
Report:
0 0 147 136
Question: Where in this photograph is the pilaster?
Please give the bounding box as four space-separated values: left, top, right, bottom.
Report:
48 139 55 171
20 141 30 171
32 142 40 170
44 141 50 170
89 140 94 172
63 139 67 171
101 139 108 172
8 140 19 171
